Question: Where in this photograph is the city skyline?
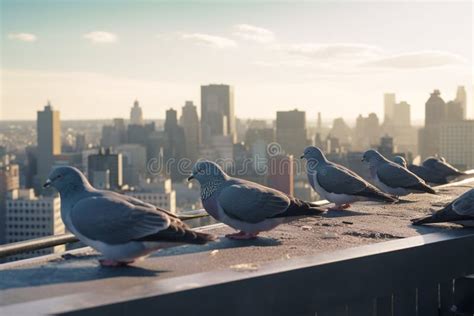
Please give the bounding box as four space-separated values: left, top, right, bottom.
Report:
1 1 472 120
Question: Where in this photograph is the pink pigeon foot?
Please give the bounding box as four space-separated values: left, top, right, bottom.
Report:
225 231 259 240
99 259 134 267
328 204 351 211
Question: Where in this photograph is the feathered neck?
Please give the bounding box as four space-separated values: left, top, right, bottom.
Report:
57 181 94 201
200 177 226 200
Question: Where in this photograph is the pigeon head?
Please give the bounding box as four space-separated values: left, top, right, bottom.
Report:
300 146 327 165
44 166 91 194
188 161 228 184
423 157 442 168
362 149 386 165
393 156 407 168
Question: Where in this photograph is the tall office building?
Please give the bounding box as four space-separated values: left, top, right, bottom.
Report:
419 90 447 159
425 90 446 127
383 93 396 125
179 101 200 162
87 148 123 189
354 113 380 150
267 155 294 196
164 108 187 181
36 102 61 189
201 84 235 143
130 100 144 125
455 86 467 119
5 189 64 261
439 120 474 170
276 109 308 157
395 101 411 127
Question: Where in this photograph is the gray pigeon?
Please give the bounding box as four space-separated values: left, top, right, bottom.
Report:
412 188 474 226
301 146 397 210
395 156 467 185
188 161 324 240
362 149 436 196
422 157 467 182
44 166 215 266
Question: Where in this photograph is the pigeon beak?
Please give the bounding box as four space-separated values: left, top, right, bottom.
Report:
187 175 194 181
43 179 52 188
300 155 305 159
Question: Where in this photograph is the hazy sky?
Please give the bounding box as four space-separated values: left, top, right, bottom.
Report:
1 0 472 121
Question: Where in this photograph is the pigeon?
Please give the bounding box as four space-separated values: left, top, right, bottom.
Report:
44 166 215 266
362 149 436 196
412 188 474 226
301 146 397 210
188 161 324 240
394 156 467 185
422 157 467 182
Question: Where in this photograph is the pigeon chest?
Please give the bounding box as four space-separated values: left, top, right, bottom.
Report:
201 192 221 220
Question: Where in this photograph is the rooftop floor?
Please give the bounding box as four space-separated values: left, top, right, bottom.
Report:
1 178 474 312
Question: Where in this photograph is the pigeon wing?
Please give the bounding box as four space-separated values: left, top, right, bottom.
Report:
452 189 474 216
377 163 423 188
316 164 369 194
70 196 170 244
217 180 290 223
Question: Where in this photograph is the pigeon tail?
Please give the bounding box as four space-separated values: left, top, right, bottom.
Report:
358 187 398 203
411 205 473 226
273 197 325 218
411 215 438 226
408 182 437 195
135 218 217 244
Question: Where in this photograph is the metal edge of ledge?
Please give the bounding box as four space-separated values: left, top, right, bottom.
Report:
2 229 474 315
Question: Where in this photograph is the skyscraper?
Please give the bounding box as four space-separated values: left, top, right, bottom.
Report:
455 86 467 119
164 108 187 181
180 101 200 162
36 102 61 188
201 84 235 143
276 109 308 157
383 93 396 125
419 90 447 159
130 100 144 125
439 120 474 169
425 89 446 127
267 154 294 196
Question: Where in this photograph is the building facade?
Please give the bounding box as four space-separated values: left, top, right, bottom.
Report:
439 120 474 170
201 84 235 143
5 189 64 261
276 109 308 157
36 102 61 189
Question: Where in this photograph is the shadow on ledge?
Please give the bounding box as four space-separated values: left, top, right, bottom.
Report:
0 265 164 290
152 236 282 258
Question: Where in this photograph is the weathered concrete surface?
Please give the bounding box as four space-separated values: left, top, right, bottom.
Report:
1 178 473 307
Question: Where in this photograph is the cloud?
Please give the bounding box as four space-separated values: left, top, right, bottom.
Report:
7 33 37 42
233 24 275 43
83 31 118 43
281 43 382 60
181 33 237 48
361 51 467 69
